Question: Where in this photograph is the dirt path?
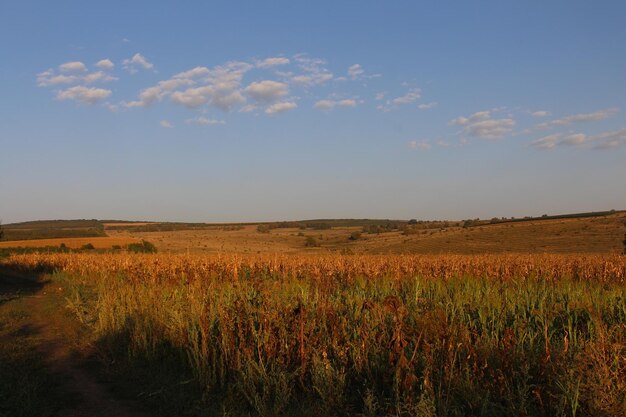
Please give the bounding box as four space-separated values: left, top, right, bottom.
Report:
0 268 145 417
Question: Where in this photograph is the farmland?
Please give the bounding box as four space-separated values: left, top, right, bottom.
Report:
2 251 626 416
0 211 625 416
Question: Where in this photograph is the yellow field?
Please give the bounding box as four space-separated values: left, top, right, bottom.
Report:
0 236 140 249
3 251 625 415
106 212 626 254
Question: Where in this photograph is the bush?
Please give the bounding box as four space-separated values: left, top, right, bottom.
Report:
304 236 319 247
348 231 361 241
81 243 95 250
257 224 271 233
127 240 157 253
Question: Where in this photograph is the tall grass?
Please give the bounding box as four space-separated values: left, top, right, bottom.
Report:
4 253 626 416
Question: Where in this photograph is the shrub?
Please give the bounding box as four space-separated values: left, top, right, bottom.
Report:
257 224 271 233
126 240 157 253
304 236 319 247
348 231 361 241
81 243 95 250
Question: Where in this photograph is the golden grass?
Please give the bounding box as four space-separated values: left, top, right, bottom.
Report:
106 212 626 255
4 251 626 416
0 236 140 249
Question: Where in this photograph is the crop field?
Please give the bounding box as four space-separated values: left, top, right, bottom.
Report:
2 252 625 416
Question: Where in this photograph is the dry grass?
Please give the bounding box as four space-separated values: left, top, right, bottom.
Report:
106 212 626 255
3 252 625 416
0 236 140 249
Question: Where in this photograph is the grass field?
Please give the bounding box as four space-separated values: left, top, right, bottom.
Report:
1 211 625 416
0 236 140 250
2 252 625 416
105 211 626 254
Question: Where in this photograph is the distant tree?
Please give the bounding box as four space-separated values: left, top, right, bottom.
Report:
0 221 3 240
304 236 319 247
408 219 418 225
623 233 626 255
127 240 157 253
81 243 95 250
257 224 271 233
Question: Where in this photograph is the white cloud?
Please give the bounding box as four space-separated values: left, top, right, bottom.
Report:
95 59 114 70
265 101 297 114
392 88 421 105
244 80 288 101
83 71 118 83
593 128 626 149
378 87 422 111
122 53 154 73
314 98 358 110
348 64 364 79
185 116 226 125
211 91 246 111
125 78 193 108
257 57 290 68
127 61 252 112
291 54 333 86
59 61 86 72
560 133 587 146
375 92 386 101
173 66 210 79
37 71 77 86
408 140 431 150
530 133 561 149
160 120 173 128
37 67 117 87
418 102 437 110
56 86 111 104
532 128 626 150
531 110 549 117
450 110 514 139
535 108 618 130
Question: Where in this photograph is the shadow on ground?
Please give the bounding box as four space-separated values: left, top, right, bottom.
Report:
0 264 79 417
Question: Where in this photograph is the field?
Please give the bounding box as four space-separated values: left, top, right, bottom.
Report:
2 252 626 416
1 212 625 416
104 211 626 254
0 236 140 250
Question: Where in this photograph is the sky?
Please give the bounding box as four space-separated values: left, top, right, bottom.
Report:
1 1 625 224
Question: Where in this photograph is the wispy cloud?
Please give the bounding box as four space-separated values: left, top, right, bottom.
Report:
314 98 358 110
450 110 515 139
377 87 422 111
256 57 290 68
347 64 364 79
534 108 618 130
531 110 550 117
418 102 437 110
185 116 226 125
408 140 431 150
530 127 626 150
122 53 154 73
290 54 333 86
160 120 174 128
265 101 297 114
56 86 112 104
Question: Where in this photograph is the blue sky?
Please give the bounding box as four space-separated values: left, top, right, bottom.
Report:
1 1 625 223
